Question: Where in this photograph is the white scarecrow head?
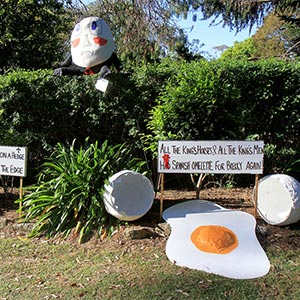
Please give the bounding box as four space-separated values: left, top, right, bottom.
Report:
71 17 115 68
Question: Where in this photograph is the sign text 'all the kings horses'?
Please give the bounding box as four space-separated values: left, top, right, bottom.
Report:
158 141 264 174
0 146 28 177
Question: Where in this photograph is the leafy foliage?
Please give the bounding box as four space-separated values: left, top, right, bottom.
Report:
145 59 300 179
146 60 242 142
188 0 300 32
1 58 300 185
251 12 298 59
0 70 156 180
86 0 195 65
219 38 256 61
0 0 71 72
19 139 147 243
1 0 299 71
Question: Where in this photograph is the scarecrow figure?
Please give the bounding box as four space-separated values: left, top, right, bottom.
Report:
54 17 121 78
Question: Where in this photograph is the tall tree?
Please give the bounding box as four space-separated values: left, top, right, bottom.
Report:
283 22 300 58
189 0 300 32
60 0 300 66
217 11 300 61
0 0 71 72
251 11 300 59
218 38 256 61
58 0 210 66
252 12 286 58
86 0 185 65
279 11 300 58
181 0 300 60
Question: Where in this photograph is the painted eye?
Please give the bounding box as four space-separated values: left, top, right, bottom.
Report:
91 21 97 30
75 23 80 32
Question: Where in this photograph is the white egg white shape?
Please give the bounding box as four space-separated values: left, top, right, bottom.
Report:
163 200 270 279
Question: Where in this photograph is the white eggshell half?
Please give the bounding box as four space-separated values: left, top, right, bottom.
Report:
103 170 154 221
257 174 300 226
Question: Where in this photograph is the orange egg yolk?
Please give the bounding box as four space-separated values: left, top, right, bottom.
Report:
191 225 238 254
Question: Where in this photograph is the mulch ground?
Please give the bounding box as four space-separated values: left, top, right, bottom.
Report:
1 187 300 252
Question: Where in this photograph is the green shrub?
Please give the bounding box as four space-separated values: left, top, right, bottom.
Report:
19 139 147 244
145 59 300 180
0 70 154 180
143 60 244 155
1 58 300 187
0 62 179 182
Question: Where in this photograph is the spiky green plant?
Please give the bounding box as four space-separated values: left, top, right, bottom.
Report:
18 139 147 243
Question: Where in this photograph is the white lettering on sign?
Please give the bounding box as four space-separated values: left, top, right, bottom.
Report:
158 141 264 174
0 146 28 177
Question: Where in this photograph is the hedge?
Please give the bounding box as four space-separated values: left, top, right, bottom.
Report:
145 59 300 181
1 59 299 184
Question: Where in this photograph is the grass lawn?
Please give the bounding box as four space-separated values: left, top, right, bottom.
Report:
1 188 300 299
1 234 300 300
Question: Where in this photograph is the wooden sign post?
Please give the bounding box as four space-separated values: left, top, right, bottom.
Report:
157 140 264 219
0 146 28 216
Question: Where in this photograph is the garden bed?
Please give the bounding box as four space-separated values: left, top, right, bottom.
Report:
1 187 300 252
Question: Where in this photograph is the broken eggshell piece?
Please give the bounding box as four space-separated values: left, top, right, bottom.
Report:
103 170 154 221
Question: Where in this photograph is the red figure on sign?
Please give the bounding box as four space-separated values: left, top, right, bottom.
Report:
162 154 171 169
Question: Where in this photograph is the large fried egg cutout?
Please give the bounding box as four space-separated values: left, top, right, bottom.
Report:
163 200 270 279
